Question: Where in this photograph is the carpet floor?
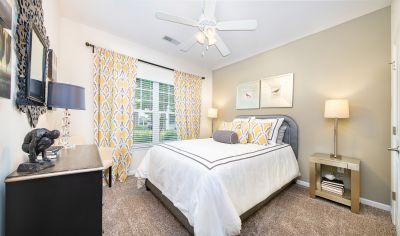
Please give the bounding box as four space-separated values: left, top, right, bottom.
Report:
103 177 396 236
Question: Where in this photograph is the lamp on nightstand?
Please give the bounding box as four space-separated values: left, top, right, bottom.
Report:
324 99 349 159
208 108 218 134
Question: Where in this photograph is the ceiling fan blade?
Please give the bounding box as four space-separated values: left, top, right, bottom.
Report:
180 36 198 52
155 12 198 27
214 34 230 57
203 0 216 19
217 20 258 31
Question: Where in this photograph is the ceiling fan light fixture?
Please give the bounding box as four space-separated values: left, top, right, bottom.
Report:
196 31 206 44
205 27 216 38
155 0 256 57
208 36 216 46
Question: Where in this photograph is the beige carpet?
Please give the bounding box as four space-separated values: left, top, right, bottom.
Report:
103 177 395 236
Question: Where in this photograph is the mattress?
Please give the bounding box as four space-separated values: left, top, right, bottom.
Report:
135 138 300 236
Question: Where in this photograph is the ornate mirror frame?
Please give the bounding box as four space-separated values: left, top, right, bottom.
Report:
15 0 49 127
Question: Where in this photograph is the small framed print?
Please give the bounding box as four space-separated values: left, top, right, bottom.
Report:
260 73 294 108
236 80 260 110
48 49 57 81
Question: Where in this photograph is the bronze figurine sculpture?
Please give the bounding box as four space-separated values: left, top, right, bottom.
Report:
18 128 60 172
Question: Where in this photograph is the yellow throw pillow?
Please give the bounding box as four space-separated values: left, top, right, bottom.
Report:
248 121 272 145
235 122 250 144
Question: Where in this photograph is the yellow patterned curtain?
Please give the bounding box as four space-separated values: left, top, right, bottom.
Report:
174 71 202 140
93 47 137 182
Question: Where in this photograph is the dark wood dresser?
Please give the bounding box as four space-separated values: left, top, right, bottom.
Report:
5 145 103 236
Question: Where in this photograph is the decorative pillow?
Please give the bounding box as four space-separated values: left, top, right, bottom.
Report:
220 121 231 130
220 121 241 131
248 121 272 145
235 122 250 144
255 118 284 144
213 130 239 144
276 124 288 144
233 117 255 124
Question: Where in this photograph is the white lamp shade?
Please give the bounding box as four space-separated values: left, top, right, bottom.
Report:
208 108 218 118
324 99 350 118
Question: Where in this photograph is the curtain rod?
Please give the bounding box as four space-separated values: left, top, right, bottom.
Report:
85 42 205 80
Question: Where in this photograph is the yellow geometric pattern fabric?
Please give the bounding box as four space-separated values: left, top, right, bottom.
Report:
248 121 272 145
235 122 250 144
174 71 202 140
93 47 137 182
220 121 241 131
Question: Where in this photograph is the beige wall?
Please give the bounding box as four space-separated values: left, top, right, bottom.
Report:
393 0 400 45
213 8 391 204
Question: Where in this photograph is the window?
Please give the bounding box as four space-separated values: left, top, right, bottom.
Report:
134 78 178 144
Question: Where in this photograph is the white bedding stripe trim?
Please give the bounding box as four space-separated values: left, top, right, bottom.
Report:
295 180 391 211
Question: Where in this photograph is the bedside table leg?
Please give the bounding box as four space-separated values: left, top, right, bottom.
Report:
351 170 360 213
310 162 316 198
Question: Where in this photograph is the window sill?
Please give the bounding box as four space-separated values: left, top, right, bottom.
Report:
132 144 154 150
132 140 178 150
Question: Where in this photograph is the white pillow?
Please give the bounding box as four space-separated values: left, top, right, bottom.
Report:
254 118 284 144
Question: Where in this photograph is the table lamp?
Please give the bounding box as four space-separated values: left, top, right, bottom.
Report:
47 82 86 148
208 108 218 134
324 99 349 158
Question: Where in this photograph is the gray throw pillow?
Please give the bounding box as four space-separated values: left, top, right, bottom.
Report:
213 130 239 144
276 125 288 144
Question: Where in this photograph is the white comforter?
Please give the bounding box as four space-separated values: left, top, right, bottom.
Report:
135 138 300 236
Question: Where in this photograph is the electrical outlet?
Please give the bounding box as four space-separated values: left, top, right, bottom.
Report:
337 167 345 174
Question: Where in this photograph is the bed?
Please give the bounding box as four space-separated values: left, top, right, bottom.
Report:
135 115 300 236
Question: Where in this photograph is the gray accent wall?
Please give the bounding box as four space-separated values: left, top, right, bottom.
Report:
213 8 391 204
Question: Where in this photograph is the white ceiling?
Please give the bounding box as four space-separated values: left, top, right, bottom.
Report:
58 0 390 70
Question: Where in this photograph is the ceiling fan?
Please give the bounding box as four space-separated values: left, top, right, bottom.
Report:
155 0 257 57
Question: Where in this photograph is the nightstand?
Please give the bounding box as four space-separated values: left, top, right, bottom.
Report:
309 153 360 213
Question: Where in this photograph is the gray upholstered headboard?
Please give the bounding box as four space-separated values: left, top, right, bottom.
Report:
237 115 299 158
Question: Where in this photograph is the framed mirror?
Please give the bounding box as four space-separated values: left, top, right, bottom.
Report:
26 24 47 104
15 0 50 127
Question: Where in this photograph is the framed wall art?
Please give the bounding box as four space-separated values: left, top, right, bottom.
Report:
236 80 260 109
260 73 294 108
0 0 11 99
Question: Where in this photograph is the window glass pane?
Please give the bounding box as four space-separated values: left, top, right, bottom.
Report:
159 93 168 103
159 102 167 112
142 101 152 111
134 112 153 143
136 78 141 88
160 113 177 142
135 100 141 110
169 114 176 128
159 83 168 93
142 79 153 90
160 113 166 130
142 90 152 101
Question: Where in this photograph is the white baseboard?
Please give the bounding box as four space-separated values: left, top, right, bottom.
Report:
359 198 392 211
296 179 310 187
296 180 391 212
128 170 136 176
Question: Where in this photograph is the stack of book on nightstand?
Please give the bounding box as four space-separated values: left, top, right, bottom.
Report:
321 177 344 195
37 146 63 160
